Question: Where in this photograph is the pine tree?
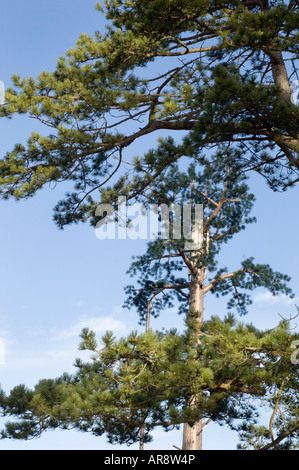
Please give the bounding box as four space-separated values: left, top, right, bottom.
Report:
0 0 298 450
1 149 298 449
0 306 298 448
0 1 298 227
122 148 294 449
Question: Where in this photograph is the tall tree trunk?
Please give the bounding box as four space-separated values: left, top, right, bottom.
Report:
267 49 293 103
139 426 145 450
139 300 151 450
182 266 205 450
260 2 299 163
266 48 299 167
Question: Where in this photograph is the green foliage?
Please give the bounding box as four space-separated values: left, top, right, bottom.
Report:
124 150 293 323
0 0 298 450
0 0 298 226
0 316 298 447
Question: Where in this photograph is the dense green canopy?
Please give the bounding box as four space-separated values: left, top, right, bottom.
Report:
1 149 298 449
1 314 298 449
0 0 298 450
0 0 298 227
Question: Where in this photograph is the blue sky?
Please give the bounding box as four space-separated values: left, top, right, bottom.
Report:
0 0 298 450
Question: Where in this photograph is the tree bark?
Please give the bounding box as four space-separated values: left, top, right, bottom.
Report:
182 409 203 450
182 266 205 450
261 0 293 105
266 49 293 103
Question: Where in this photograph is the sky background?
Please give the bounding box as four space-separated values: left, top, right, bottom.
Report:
0 0 298 450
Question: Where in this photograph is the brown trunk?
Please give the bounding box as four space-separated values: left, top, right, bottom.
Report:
267 50 293 103
139 300 151 450
182 414 203 450
264 47 299 167
261 1 292 104
139 426 145 450
182 266 205 450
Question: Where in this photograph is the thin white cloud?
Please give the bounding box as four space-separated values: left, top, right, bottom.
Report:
253 291 299 306
51 316 126 341
0 339 5 365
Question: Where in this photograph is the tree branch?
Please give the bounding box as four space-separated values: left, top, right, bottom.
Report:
261 421 299 450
